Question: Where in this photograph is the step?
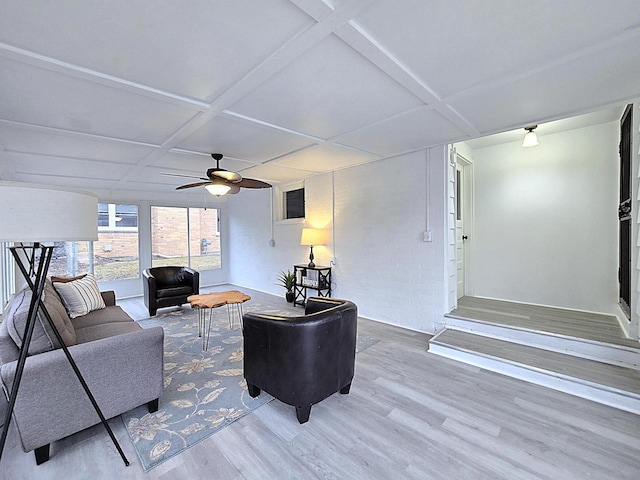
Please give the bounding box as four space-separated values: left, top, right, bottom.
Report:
443 314 640 369
429 329 640 415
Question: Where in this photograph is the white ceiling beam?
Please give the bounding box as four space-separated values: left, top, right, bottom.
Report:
443 24 640 106
288 0 335 21
0 145 17 181
221 110 327 143
0 42 210 112
168 148 262 167
335 21 480 138
3 149 138 167
0 119 162 149
112 0 379 188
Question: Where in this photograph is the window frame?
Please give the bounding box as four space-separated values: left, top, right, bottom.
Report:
98 203 138 232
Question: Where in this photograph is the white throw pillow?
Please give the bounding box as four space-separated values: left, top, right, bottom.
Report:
53 273 106 318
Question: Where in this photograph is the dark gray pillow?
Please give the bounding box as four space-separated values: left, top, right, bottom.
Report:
5 283 76 355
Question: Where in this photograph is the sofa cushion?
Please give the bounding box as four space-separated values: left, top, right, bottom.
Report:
5 282 77 355
43 281 77 346
53 274 106 319
71 305 134 330
157 286 192 298
74 321 142 344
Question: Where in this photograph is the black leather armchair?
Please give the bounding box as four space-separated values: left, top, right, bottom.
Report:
242 297 357 424
143 266 199 316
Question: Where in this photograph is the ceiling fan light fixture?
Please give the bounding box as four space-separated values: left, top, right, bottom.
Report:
170 153 271 194
205 184 231 196
522 125 539 148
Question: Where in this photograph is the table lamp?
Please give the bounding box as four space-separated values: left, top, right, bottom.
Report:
0 182 129 466
300 228 325 268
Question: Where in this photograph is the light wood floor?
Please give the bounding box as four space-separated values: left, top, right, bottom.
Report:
450 296 640 348
2 286 640 479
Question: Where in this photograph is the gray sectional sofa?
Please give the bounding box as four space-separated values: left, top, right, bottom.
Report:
0 280 164 464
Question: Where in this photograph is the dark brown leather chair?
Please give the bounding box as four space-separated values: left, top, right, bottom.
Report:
143 266 199 316
242 297 357 423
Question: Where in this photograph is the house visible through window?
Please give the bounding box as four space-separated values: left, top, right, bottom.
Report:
285 188 305 219
48 203 140 282
151 206 220 270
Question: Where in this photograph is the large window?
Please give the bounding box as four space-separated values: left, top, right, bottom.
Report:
151 206 220 270
1 242 16 307
48 203 140 282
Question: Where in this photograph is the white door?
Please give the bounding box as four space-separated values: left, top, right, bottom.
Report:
455 164 465 299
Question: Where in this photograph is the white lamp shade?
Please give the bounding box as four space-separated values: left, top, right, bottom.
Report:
522 130 539 147
205 183 231 196
300 228 325 246
0 182 98 242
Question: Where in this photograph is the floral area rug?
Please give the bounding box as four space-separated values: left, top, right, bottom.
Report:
122 302 379 471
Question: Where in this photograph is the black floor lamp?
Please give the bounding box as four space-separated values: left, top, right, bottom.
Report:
0 182 129 466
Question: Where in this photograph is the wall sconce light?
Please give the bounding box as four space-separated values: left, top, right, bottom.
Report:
522 125 539 148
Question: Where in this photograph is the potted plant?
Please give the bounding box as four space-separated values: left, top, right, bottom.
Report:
277 270 296 303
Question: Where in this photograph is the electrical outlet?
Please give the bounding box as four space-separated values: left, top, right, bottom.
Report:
268 239 275 247
423 231 432 242
331 257 337 265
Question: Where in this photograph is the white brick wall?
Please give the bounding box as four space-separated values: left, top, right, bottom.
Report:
228 147 449 333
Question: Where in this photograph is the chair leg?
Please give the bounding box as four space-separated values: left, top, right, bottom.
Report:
147 398 159 413
295 405 311 424
340 382 352 394
247 383 261 398
34 444 50 465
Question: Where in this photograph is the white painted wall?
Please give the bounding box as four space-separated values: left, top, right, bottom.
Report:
228 147 449 333
471 122 619 314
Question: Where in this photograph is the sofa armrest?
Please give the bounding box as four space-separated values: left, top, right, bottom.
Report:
0 326 164 452
184 267 199 294
143 269 157 312
100 290 116 307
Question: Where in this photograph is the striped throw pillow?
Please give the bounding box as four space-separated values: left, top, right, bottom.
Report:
52 273 106 318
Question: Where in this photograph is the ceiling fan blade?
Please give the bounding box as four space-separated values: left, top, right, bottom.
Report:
235 178 272 189
226 185 241 194
175 181 214 190
161 172 208 180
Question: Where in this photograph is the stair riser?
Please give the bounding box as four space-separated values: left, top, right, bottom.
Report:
444 317 640 369
428 343 640 416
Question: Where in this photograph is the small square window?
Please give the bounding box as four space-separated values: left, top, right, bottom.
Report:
285 188 305 219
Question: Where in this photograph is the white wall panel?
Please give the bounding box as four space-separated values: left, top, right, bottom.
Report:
472 122 619 314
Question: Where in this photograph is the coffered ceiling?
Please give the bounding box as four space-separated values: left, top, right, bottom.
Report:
1 0 639 194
